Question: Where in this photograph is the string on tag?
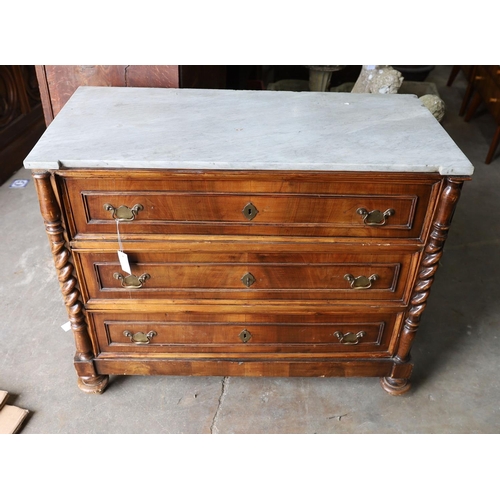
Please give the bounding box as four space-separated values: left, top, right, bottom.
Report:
116 219 131 275
116 219 124 252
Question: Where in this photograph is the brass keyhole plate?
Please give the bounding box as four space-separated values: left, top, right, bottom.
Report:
241 272 256 287
242 202 259 221
239 329 252 343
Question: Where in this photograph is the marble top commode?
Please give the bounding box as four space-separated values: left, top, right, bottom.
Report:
24 86 473 176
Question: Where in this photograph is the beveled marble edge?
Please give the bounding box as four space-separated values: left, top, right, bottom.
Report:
23 159 474 176
23 86 474 176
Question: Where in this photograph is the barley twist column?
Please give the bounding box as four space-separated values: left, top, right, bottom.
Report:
33 171 109 393
381 176 466 395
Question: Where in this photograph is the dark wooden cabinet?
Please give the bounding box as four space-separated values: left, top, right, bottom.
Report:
462 66 500 164
0 66 45 185
36 65 179 125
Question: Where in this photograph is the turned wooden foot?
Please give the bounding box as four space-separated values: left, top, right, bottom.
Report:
380 377 411 396
77 375 109 394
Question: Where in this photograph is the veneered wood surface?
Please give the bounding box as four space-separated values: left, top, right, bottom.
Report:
59 170 440 240
35 166 471 391
93 357 397 378
58 168 435 390
76 249 417 302
89 310 403 356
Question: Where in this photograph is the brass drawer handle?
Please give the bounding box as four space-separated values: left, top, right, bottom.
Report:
104 203 143 222
334 330 366 345
357 208 395 226
242 202 259 221
344 273 379 289
490 98 499 103
113 272 150 289
123 330 157 345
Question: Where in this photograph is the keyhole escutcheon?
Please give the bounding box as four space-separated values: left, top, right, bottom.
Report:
241 272 256 287
239 329 252 343
242 202 258 221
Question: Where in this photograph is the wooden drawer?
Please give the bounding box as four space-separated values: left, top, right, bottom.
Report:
60 172 439 240
89 311 404 357
76 249 418 303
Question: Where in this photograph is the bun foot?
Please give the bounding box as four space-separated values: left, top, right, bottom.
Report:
77 375 109 394
380 376 411 396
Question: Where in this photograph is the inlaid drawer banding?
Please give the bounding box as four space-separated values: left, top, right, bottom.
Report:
113 325 377 349
88 192 415 230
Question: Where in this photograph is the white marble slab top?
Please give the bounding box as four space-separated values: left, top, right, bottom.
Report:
24 86 473 175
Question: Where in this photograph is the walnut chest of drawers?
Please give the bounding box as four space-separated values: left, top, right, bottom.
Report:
24 87 473 395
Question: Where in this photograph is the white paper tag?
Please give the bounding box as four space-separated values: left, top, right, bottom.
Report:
118 250 132 274
61 321 71 332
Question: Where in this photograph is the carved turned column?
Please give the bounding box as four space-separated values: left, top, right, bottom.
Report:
381 176 467 395
33 171 109 393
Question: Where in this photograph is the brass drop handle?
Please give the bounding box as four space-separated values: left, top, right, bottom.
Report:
334 330 366 345
104 203 143 222
357 208 395 226
344 273 379 289
123 330 157 345
113 272 150 289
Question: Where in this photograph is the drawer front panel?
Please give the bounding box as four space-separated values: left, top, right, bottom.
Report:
89 311 403 356
61 174 438 239
77 251 417 302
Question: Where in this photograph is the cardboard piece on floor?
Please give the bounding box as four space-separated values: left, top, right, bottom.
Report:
0 390 8 411
0 405 29 434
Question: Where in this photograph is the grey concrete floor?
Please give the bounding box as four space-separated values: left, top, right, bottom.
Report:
1 65 499 434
